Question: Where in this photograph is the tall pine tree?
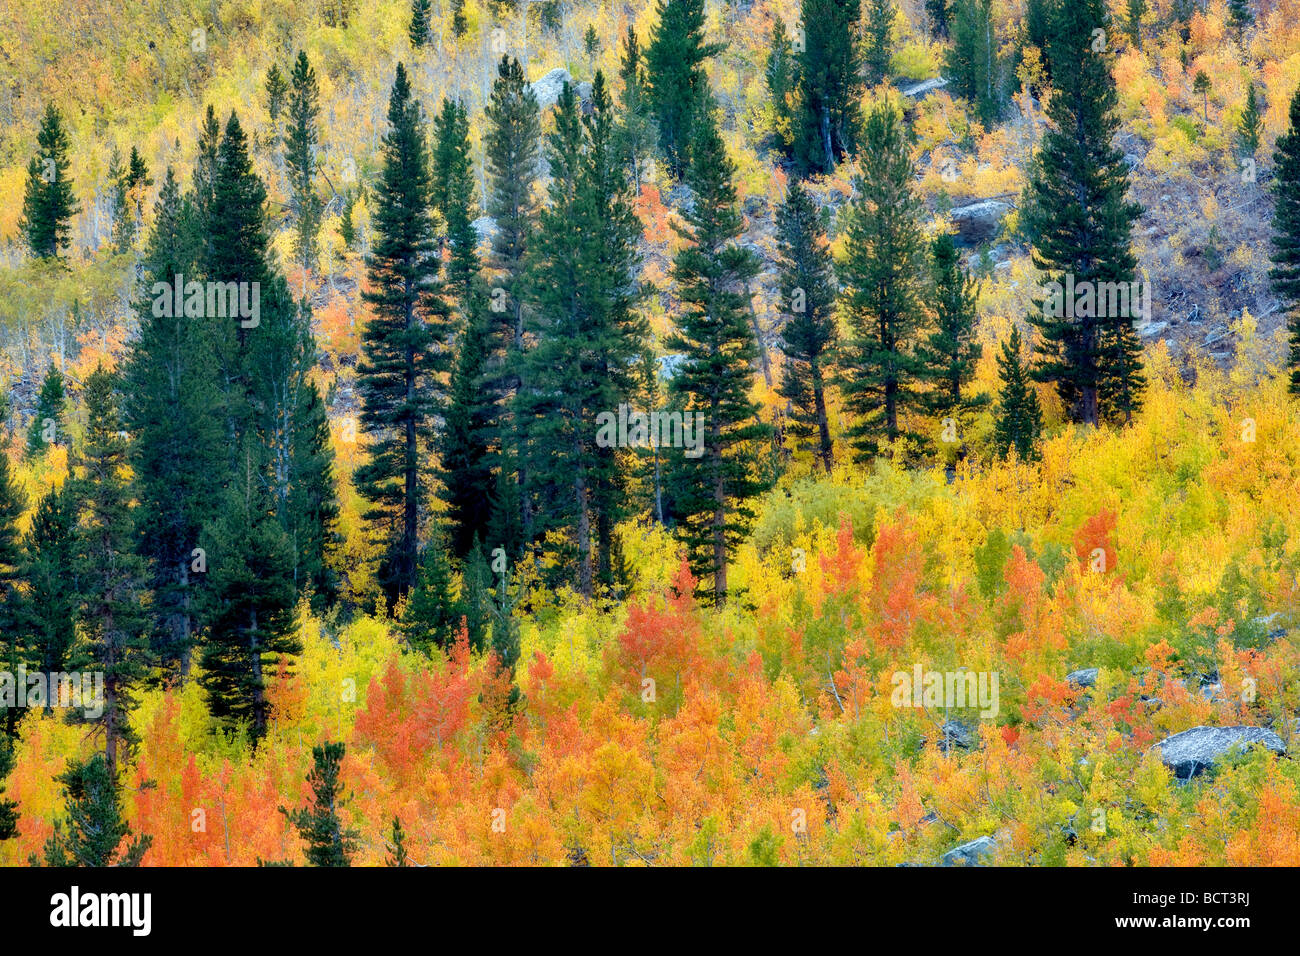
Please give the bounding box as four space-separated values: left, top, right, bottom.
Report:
795 0 863 174
1270 84 1300 394
285 51 324 276
645 0 721 179
20 105 79 261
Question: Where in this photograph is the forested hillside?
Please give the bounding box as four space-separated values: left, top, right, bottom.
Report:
1 0 1300 867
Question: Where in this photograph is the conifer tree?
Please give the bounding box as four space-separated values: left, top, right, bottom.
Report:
948 0 1002 126
441 298 496 562
774 182 837 472
1270 85 1300 394
280 741 358 866
72 366 149 781
386 817 410 866
401 539 461 652
1021 0 1144 426
794 0 863 174
834 104 930 459
0 738 17 841
40 753 151 866
1126 0 1145 49
863 0 894 85
1228 0 1252 39
926 0 951 37
20 105 79 261
431 98 479 309
920 232 987 422
482 56 541 554
765 20 797 156
286 51 324 274
993 326 1043 459
1239 81 1262 157
122 167 224 676
358 64 450 603
615 27 658 189
645 0 721 179
265 65 288 124
198 444 299 744
664 111 771 605
409 0 432 47
0 454 25 740
26 364 67 457
22 485 78 684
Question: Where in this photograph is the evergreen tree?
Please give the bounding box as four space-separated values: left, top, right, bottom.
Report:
401 539 461 652
520 78 647 596
920 232 987 422
1126 0 1145 49
386 817 410 866
1270 85 1300 394
0 454 25 740
645 0 722 179
774 182 837 473
993 326 1043 459
358 64 451 604
440 297 496 562
72 366 149 782
1228 0 1253 39
460 538 493 652
198 445 299 744
1193 70 1212 123
409 0 432 47
431 98 479 308
863 0 894 86
1239 81 1262 156
280 741 359 866
926 0 951 37
265 64 289 124
122 167 224 676
794 0 863 175
615 27 659 189
1024 0 1056 77
286 51 324 274
40 753 151 866
1021 0 1144 426
26 364 67 457
765 20 797 156
0 737 17 841
664 111 771 605
482 56 541 554
21 485 78 686
834 104 930 459
452 0 467 36
948 0 1002 127
20 105 79 261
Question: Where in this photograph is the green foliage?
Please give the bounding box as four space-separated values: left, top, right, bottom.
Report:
645 0 721 179
20 105 79 261
41 753 151 866
26 364 66 457
993 326 1043 460
280 741 358 866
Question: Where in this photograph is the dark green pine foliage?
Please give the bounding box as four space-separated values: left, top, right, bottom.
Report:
664 111 772 606
358 64 451 605
1239 81 1262 157
1126 0 1145 49
482 56 541 555
280 741 359 866
431 98 479 309
993 326 1043 460
948 0 1002 127
109 146 150 255
0 454 25 740
1024 0 1057 79
920 232 987 421
615 27 658 189
452 0 467 36
794 0 863 175
863 0 894 85
1021 0 1144 426
441 297 495 563
72 366 149 782
26 364 67 457
386 817 409 865
21 485 78 687
774 182 837 473
409 0 432 47
198 446 299 744
764 19 797 156
122 167 224 675
187 106 223 269
40 753 151 866
1228 0 1252 38
1271 85 1300 394
833 104 930 460
520 78 647 597
926 0 951 37
644 0 721 179
286 51 324 274
20 105 79 261
401 538 461 653
460 539 493 652
265 65 289 125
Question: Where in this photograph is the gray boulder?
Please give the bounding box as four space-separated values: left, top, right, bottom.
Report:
941 835 997 867
1066 667 1099 689
1156 726 1286 780
901 77 949 98
530 67 574 110
939 719 978 751
950 200 1010 246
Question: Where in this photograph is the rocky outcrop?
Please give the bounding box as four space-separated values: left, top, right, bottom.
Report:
1066 667 1099 689
950 200 1011 246
529 67 573 110
939 719 978 751
941 835 997 866
1155 726 1286 780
